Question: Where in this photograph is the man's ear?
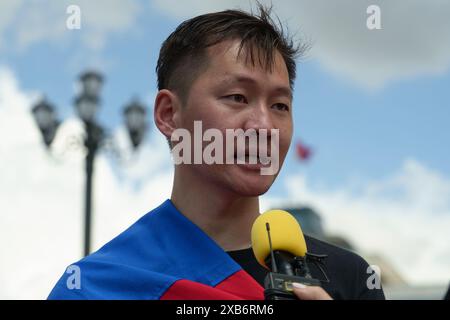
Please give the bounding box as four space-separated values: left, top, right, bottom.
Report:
154 89 182 142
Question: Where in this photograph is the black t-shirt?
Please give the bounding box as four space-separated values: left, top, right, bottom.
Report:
444 285 450 300
226 235 385 300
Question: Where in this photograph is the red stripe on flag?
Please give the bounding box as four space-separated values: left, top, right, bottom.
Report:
160 270 264 300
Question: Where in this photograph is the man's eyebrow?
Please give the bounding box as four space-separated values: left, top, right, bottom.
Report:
272 86 292 100
220 74 292 100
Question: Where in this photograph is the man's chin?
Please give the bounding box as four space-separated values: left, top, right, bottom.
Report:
225 165 277 195
231 178 274 197
238 188 270 197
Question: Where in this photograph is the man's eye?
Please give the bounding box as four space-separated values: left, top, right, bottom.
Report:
272 103 290 112
225 94 248 104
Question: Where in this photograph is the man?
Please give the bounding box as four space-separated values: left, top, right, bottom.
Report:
48 5 385 300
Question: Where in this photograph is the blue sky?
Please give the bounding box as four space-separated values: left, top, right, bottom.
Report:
2 0 448 192
1 0 449 298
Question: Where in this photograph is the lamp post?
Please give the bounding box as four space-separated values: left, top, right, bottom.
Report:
32 70 148 257
124 99 148 149
31 98 60 147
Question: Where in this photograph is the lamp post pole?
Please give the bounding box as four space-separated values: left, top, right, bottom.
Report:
31 70 148 257
83 121 102 256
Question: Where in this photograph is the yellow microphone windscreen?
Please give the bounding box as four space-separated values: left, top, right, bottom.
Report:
251 209 307 268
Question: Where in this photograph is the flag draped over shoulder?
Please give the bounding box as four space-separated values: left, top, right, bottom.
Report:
48 200 264 300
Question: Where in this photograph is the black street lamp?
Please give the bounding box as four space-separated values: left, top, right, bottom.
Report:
31 70 148 257
32 98 60 147
74 92 103 257
75 94 100 124
124 99 148 149
79 71 103 98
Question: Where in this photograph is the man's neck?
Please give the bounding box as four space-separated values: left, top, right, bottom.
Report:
170 167 260 252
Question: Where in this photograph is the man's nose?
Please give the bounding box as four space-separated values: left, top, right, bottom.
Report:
243 102 275 133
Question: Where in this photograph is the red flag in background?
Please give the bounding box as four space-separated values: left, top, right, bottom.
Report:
296 140 312 161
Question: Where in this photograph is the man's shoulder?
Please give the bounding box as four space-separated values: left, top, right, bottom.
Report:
305 235 368 269
304 235 385 300
48 202 174 300
48 199 242 300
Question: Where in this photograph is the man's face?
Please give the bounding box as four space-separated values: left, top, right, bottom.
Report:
177 39 293 197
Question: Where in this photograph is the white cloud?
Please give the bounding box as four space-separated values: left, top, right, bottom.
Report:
0 0 140 53
151 0 450 89
0 0 23 50
150 0 244 20
75 0 140 51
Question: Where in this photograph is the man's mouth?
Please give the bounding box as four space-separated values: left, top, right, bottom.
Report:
233 152 271 167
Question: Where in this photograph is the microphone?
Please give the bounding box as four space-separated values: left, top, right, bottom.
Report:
251 209 327 300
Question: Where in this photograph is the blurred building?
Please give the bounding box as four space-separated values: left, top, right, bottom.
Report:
283 207 326 241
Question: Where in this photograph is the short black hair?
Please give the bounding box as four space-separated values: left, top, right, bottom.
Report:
156 4 308 103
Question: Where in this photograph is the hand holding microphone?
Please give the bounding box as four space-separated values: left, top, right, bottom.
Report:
291 282 332 300
251 209 332 300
